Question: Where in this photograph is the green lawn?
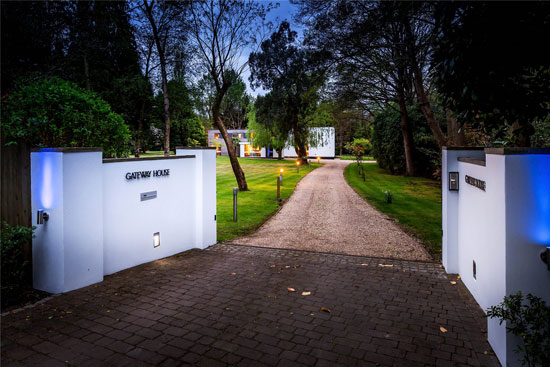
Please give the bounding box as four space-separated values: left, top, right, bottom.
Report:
344 163 442 258
340 155 375 161
217 157 320 242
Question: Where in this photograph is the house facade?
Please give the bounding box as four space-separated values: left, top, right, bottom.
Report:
208 127 335 159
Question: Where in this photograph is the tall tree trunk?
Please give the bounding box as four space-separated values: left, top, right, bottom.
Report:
143 1 171 156
277 148 283 160
135 100 145 157
292 119 308 164
397 94 415 176
213 94 248 191
404 21 447 149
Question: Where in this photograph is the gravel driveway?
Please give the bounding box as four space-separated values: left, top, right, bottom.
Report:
229 160 432 261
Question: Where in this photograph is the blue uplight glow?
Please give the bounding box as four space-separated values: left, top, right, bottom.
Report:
35 153 58 210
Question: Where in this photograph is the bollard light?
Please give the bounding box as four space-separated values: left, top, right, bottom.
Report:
317 156 321 163
277 176 281 202
279 169 283 185
296 161 300 173
233 187 238 222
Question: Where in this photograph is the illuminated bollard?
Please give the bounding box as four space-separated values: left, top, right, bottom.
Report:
233 187 238 222
277 176 281 202
317 156 321 164
296 161 300 173
280 168 284 185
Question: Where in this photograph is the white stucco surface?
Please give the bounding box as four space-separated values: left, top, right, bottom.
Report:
31 148 217 293
442 148 550 367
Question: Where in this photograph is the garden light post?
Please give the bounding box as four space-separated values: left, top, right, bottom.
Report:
317 156 321 164
279 168 283 185
296 161 300 173
277 176 281 202
233 187 238 222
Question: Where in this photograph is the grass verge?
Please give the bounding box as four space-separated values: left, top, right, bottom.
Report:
344 162 442 258
217 157 319 242
339 155 375 161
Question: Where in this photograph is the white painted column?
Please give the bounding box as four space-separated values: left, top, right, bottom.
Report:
441 147 485 273
176 148 217 249
31 148 104 293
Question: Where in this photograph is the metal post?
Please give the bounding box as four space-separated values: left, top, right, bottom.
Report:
297 164 300 173
307 160 311 168
233 187 238 222
277 176 281 202
279 173 283 186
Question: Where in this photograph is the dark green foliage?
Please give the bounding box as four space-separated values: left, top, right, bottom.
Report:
433 2 550 145
1 77 131 157
152 79 206 149
249 21 325 157
487 292 550 367
1 222 34 309
371 105 439 176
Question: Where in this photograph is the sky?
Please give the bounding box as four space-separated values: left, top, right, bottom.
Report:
242 0 303 97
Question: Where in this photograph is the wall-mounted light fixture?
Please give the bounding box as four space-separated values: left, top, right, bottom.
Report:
37 209 50 225
153 232 160 248
541 246 550 271
449 172 459 191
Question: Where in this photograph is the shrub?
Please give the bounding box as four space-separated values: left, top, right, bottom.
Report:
1 222 35 308
487 292 550 367
1 77 131 157
371 104 440 176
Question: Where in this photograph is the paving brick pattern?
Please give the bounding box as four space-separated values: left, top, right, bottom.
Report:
1 244 500 366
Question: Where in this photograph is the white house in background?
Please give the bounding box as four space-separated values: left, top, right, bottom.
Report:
276 127 335 159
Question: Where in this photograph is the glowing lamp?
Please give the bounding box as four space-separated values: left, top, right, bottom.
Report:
153 232 160 248
296 161 300 166
280 168 284 173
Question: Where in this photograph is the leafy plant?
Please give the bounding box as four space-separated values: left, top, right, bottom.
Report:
487 292 550 367
384 190 393 204
1 77 130 157
1 222 35 308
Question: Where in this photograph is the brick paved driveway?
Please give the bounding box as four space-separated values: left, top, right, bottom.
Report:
1 244 499 366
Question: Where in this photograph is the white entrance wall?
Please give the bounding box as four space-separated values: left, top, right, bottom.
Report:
31 147 217 293
442 147 550 367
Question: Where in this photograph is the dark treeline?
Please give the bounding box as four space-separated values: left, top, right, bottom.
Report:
291 0 550 176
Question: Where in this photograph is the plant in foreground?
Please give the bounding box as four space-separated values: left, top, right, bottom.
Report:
486 291 550 367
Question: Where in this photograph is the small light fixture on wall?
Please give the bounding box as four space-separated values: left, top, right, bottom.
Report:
37 209 50 225
541 246 550 271
449 172 459 191
153 232 160 248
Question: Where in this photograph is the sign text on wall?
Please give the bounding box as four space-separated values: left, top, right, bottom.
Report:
465 175 486 191
125 169 170 180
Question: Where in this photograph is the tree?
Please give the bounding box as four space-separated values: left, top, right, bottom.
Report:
220 70 252 130
152 78 206 148
1 77 130 158
295 1 422 174
433 2 550 147
135 0 187 156
189 0 274 191
252 94 291 159
249 21 325 164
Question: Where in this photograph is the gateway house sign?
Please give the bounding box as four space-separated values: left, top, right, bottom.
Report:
125 169 170 180
465 175 486 191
